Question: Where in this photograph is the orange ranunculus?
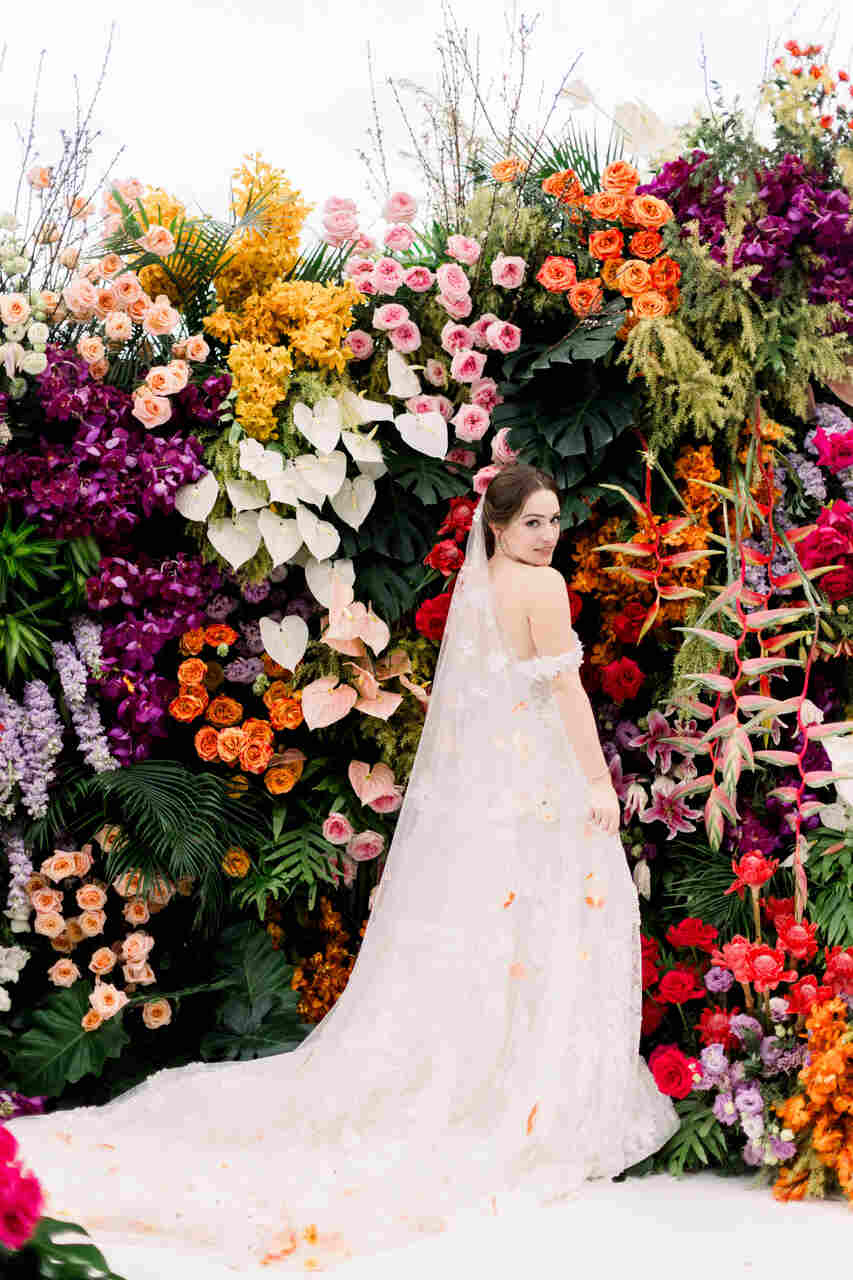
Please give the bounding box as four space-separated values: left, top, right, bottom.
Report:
616 309 638 340
222 846 251 878
629 230 663 259
585 192 623 221
600 258 625 289
239 739 274 775
262 680 292 709
177 658 207 686
633 290 669 319
491 156 525 182
269 697 304 731
587 228 624 260
567 278 603 317
264 763 302 795
615 259 653 297
194 725 220 762
629 194 674 229
204 624 238 648
541 169 584 204
650 255 681 290
242 717 275 746
217 726 246 764
263 654 290 678
601 160 640 197
169 692 206 723
206 695 244 727
181 682 209 711
535 255 577 292
179 628 205 656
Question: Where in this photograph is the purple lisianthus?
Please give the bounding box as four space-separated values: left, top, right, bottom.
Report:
699 1043 730 1079
730 1014 764 1045
759 1036 785 1069
704 966 735 994
768 1135 797 1162
712 1092 739 1126
223 656 264 684
734 1082 764 1116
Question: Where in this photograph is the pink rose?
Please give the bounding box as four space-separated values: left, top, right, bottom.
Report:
433 395 453 421
382 192 417 223
389 321 421 353
76 335 105 365
424 358 448 387
103 310 132 342
436 262 470 300
471 377 503 411
468 313 500 349
142 294 180 337
473 463 502 495
491 426 520 464
437 292 473 319
323 195 357 214
112 272 143 307
452 403 491 442
371 257 405 296
61 276 97 318
322 209 359 243
136 225 176 256
344 255 376 280
445 447 477 468
440 322 473 355
485 320 522 353
373 302 410 331
322 812 354 845
405 394 440 416
450 348 488 383
132 390 172 430
89 982 129 1020
446 234 481 265
490 253 527 288
345 329 374 359
403 265 434 292
354 233 376 252
185 334 210 361
98 253 124 278
346 829 386 862
145 365 182 395
383 224 415 252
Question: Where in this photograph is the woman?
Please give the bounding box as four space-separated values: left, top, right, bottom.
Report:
9 464 680 1272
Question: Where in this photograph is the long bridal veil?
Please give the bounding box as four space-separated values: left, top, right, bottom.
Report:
9 498 679 1271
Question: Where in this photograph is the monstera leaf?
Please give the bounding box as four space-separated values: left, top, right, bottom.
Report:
13 984 129 1097
6 1218 127 1279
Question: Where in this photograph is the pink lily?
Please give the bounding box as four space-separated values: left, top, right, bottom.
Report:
639 776 702 840
628 710 674 773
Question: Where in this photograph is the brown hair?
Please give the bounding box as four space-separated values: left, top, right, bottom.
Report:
482 463 560 558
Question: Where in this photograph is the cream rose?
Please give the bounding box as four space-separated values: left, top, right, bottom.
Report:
40 852 77 883
89 982 129 1020
34 911 66 939
142 998 172 1030
89 947 117 976
104 311 132 342
121 931 155 964
47 958 80 987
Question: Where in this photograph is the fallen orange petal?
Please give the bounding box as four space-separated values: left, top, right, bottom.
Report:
526 1102 539 1135
503 891 515 908
585 895 606 908
512 700 528 712
508 961 527 979
303 1224 318 1243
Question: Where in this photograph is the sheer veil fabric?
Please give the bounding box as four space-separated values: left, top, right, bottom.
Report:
9 500 680 1272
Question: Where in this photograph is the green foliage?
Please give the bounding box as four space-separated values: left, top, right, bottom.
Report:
653 1094 732 1176
352 558 424 625
802 832 853 947
13 984 129 1097
659 840 755 936
200 922 310 1061
234 821 339 917
4 1218 126 1280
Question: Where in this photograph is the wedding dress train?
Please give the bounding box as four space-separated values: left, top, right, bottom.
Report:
9 503 680 1272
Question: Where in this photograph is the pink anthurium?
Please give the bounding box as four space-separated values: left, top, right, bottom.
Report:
301 676 358 729
359 603 390 655
399 672 429 709
375 648 412 680
348 760 397 805
354 689 403 720
344 661 381 701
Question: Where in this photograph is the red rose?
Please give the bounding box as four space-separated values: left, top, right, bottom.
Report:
657 966 705 1004
600 657 645 704
567 587 583 623
424 539 466 576
642 954 660 988
611 601 648 645
647 1044 696 1098
822 562 853 601
415 593 452 643
666 917 719 953
641 997 666 1036
697 1006 740 1050
436 495 478 543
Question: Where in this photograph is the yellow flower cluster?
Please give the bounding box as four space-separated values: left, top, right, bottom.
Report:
290 895 357 1023
137 186 201 307
215 154 311 308
226 339 294 441
207 278 362 374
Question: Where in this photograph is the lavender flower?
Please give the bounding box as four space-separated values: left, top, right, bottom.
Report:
241 580 270 604
712 1092 739 1126
19 680 63 818
0 690 22 818
71 615 105 679
759 1036 785 1069
734 1082 765 1116
741 1112 765 1142
730 1014 764 1045
699 1043 730 1078
205 594 238 622
768 1135 797 1161
2 826 32 932
53 641 119 773
223 656 264 684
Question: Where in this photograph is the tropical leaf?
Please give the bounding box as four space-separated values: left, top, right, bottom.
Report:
8 1218 127 1280
653 1095 730 1177
385 451 470 507
678 627 738 653
13 984 129 1097
353 558 424 624
234 824 339 917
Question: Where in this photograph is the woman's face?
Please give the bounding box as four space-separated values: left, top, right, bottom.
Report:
492 488 561 565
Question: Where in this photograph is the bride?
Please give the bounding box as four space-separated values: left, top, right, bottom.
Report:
9 463 680 1272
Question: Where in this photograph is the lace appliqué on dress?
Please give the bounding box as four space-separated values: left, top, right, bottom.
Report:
513 637 584 681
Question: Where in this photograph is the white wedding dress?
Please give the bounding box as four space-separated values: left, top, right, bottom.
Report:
9 500 680 1272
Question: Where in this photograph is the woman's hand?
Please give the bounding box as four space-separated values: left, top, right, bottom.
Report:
586 779 621 836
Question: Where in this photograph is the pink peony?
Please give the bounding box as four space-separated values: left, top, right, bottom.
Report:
437 292 473 319
424 358 448 387
473 463 502 495
446 446 477 468
402 265 434 292
322 209 359 243
322 812 354 845
344 254 376 280
346 829 386 862
446 234 481 265
436 262 470 300
345 329 374 359
136 225 176 256
440 321 473 355
450 348 488 383
491 426 520 464
389 320 421 353
372 302 410 331
382 191 417 223
468 313 500 349
405 394 440 416
485 320 522 353
490 253 527 288
323 195 357 214
371 257 405 296
354 233 376 252
452 403 491 442
383 224 415 252
471 377 503 411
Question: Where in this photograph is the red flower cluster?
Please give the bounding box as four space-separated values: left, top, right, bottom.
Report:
611 601 648 645
415 593 452 643
0 1125 44 1250
697 1006 742 1050
666 916 719 953
647 1044 701 1099
423 539 465 576
436 495 478 543
599 656 645 704
657 965 706 1004
709 934 798 993
725 849 779 900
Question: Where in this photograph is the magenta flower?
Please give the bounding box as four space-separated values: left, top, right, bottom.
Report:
608 754 647 820
629 710 674 773
639 777 702 840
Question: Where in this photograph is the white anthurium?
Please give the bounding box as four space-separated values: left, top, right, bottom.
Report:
340 428 383 464
294 450 348 500
357 458 388 480
259 615 310 672
338 387 394 426
238 438 284 483
330 474 376 529
395 410 448 459
296 500 340 562
268 459 325 507
632 859 651 900
824 735 853 808
293 398 343 454
305 556 355 608
225 477 269 512
560 78 594 109
257 509 302 567
207 510 262 570
174 471 219 522
387 348 421 399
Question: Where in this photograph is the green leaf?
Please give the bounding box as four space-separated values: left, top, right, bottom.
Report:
753 750 802 766
14 1217 127 1280
14 985 129 1097
678 627 738 653
743 606 814 630
683 672 735 694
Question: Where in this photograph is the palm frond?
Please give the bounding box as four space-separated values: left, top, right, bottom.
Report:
285 239 353 284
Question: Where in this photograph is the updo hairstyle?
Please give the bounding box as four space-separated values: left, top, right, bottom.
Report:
482 463 560 558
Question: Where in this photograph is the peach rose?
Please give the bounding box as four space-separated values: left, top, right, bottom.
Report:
34 911 66 939
112 869 143 897
104 310 133 342
216 727 246 764
586 192 624 220
588 228 625 260
185 334 210 362
122 897 151 925
0 293 32 327
629 230 663 259
89 982 129 1020
30 887 63 914
142 998 172 1030
601 161 640 197
89 947 117 976
81 1009 103 1032
74 846 94 877
633 290 669 319
65 919 85 946
146 876 174 907
194 725 220 762
78 909 106 937
136 225 176 256
50 932 73 954
616 259 654 298
176 875 195 896
25 873 49 894
123 960 155 986
167 358 189 391
122 931 155 964
145 365 182 395
112 272 143 307
629 195 674 230
567 279 604 317
91 286 115 318
132 390 172 430
38 290 61 317
47 958 81 987
96 825 122 852
127 294 152 324
26 165 52 189
90 358 109 381
99 253 124 278
142 295 180 336
40 852 77 883
239 739 274 775
76 884 107 911
492 156 525 182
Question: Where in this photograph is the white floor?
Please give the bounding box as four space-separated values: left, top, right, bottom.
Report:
94 1170 852 1280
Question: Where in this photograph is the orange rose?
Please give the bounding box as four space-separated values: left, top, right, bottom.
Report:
585 192 623 221
242 717 275 746
617 310 639 341
181 682 209 711
177 658 207 685
629 195 673 229
262 654 289 678
567 279 603 317
269 698 304 731
541 169 584 204
169 692 206 723
216 727 246 764
262 680 292 709
239 739 274 775
179 628 205 656
629 230 663 259
588 228 624 260
204 624 238 648
600 258 625 289
535 255 577 293
633 290 669 319
222 847 251 877
491 156 525 182
650 255 681 290
206 695 243 727
615 259 653 297
194 725 220 762
601 161 640 197
264 763 302 795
